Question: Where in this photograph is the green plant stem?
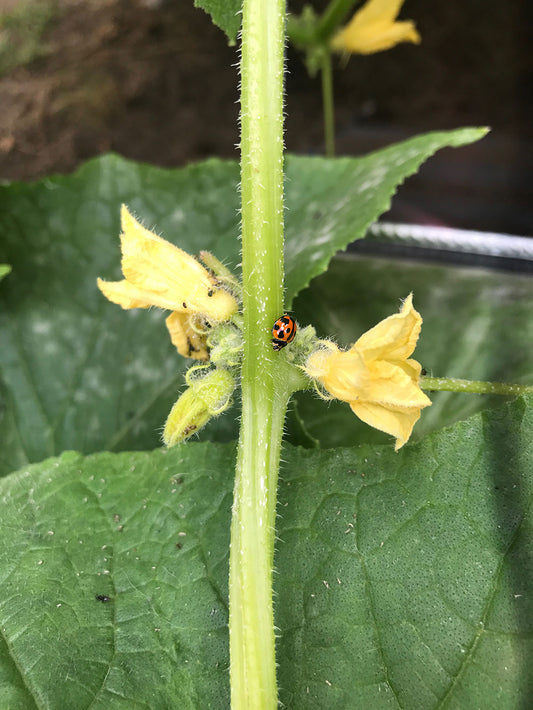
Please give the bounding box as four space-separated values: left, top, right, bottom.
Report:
315 0 360 43
320 49 336 156
421 376 533 395
229 0 286 707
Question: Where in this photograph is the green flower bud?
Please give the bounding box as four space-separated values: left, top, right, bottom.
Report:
163 367 235 447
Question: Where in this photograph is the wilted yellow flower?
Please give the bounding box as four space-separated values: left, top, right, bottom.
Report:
97 205 238 359
304 294 431 449
165 311 210 360
331 0 421 55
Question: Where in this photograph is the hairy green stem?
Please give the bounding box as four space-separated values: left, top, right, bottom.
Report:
229 0 286 707
421 376 533 395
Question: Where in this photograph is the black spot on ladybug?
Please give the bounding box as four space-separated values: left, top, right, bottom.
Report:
183 302 187 308
207 289 214 297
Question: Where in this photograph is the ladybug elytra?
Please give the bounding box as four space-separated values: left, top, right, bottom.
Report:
272 314 297 351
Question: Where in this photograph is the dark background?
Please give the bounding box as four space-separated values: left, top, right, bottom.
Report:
1 0 531 235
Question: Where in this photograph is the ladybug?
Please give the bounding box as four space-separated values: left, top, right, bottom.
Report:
272 314 297 351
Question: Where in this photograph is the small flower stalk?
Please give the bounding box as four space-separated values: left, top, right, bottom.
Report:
303 294 431 449
331 0 421 55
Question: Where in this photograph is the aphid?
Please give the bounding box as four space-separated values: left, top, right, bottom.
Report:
272 314 297 351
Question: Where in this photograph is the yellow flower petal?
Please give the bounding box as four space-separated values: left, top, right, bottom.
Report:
120 206 207 299
349 400 422 450
97 205 239 322
352 0 408 25
363 359 429 406
96 277 154 309
165 311 209 360
353 293 421 363
306 346 366 401
331 0 420 55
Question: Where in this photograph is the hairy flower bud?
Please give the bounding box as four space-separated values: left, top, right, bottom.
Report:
163 367 235 447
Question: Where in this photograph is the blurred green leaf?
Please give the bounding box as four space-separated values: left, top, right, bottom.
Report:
194 0 242 44
0 396 531 707
0 264 11 280
290 255 533 448
0 128 488 472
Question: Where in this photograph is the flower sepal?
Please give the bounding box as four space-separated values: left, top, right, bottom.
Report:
207 319 244 368
280 323 317 364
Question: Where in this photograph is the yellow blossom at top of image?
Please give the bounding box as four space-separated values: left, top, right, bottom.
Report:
304 294 431 449
97 205 239 359
331 0 421 55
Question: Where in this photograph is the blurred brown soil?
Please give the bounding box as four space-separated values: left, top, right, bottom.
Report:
0 0 531 234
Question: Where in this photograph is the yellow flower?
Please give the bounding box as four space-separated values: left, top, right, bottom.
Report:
97 205 238 359
303 294 431 450
331 0 421 55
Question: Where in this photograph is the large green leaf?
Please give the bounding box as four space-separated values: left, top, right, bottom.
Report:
0 396 531 708
0 444 234 709
0 129 488 472
276 396 533 708
290 255 533 448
